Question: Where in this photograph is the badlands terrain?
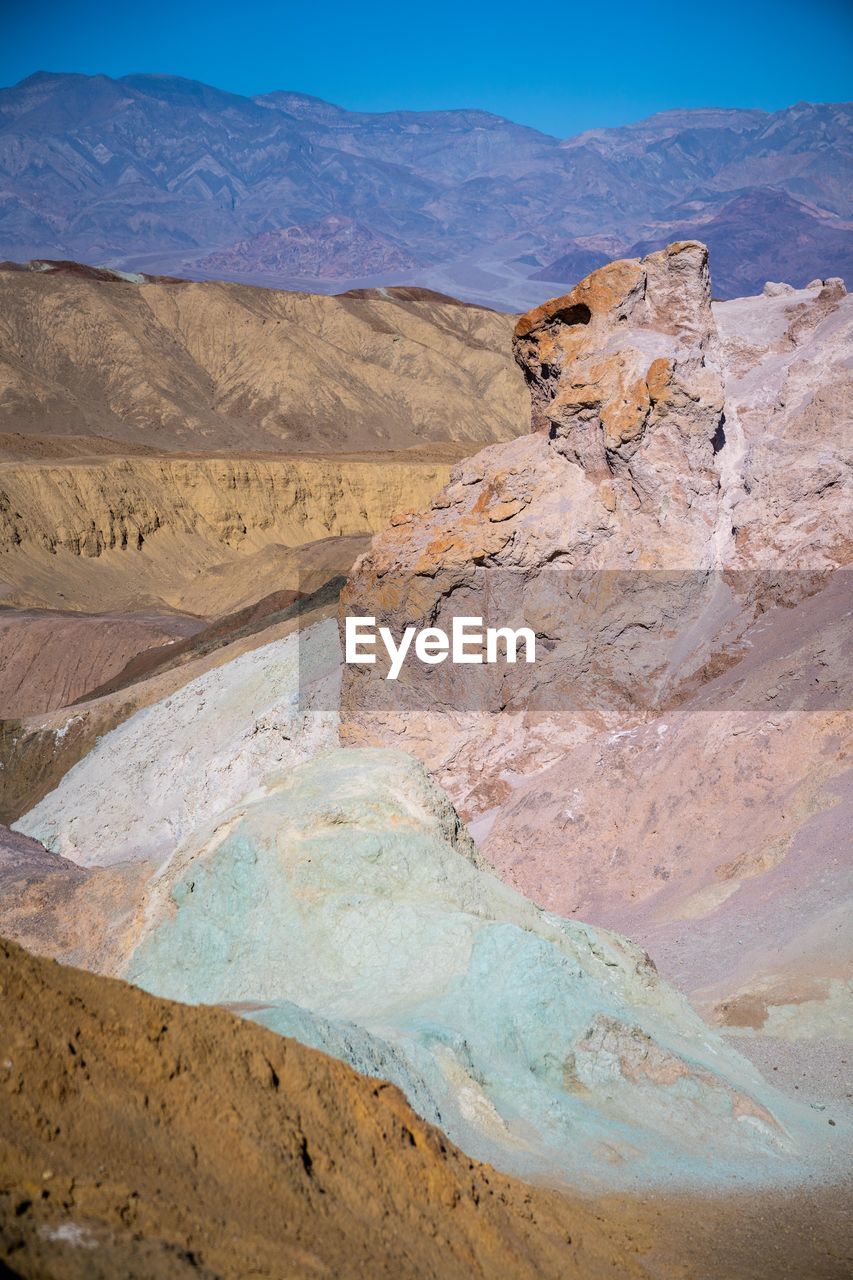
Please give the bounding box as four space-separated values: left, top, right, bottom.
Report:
0 245 851 1276
341 246 852 1098
0 261 524 716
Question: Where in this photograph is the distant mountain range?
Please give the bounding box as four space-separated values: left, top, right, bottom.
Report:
1 72 850 307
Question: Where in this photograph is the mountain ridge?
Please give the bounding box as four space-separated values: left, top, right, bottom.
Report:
1 72 850 305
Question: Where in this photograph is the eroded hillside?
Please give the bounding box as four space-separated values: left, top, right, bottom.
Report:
0 451 454 613
339 248 852 1079
0 936 642 1280
0 266 526 453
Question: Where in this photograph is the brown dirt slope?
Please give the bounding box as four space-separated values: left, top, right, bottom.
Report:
1 938 850 1280
0 937 642 1280
0 434 161 461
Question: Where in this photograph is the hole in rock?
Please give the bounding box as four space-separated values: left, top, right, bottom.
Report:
712 415 727 454
550 302 592 327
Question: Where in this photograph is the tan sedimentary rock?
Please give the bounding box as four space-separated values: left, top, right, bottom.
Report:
0 453 451 613
0 269 525 454
0 266 528 616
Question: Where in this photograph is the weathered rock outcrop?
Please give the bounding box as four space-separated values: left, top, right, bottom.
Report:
338 250 852 1049
339 245 736 809
514 240 723 564
340 251 850 801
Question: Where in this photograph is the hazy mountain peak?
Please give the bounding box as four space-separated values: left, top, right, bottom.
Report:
0 70 849 305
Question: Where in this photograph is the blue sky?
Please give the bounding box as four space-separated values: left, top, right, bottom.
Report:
3 0 852 136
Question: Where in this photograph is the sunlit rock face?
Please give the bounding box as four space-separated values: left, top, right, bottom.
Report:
339 250 851 815
513 240 724 559
337 248 852 1044
121 747 827 1191
477 278 853 1036
711 276 851 569
338 245 733 814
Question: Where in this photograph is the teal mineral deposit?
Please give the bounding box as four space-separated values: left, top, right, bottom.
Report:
124 747 834 1190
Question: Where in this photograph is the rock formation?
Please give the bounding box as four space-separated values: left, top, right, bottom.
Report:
338 248 852 1059
340 248 850 784
514 240 723 563
340 244 735 808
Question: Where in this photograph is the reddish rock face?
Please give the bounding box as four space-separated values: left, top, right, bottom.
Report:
339 246 851 1038
339 244 731 808
340 245 850 799
514 241 721 486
